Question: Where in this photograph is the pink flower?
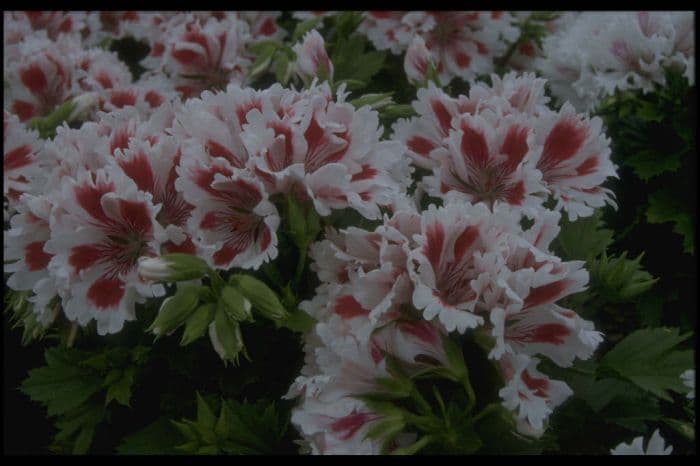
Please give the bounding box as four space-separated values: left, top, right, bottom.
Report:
498 353 573 431
44 167 165 335
425 112 544 210
3 111 48 207
532 103 617 220
175 155 279 270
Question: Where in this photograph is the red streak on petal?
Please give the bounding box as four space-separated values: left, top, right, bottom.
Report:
118 199 153 236
200 211 219 229
206 140 243 168
329 411 375 440
75 182 114 223
431 99 453 137
407 136 436 156
424 221 445 270
524 280 568 309
259 226 271 251
455 52 471 69
20 65 48 95
351 165 378 182
110 127 132 155
87 275 125 310
69 244 103 273
4 145 33 171
259 17 276 36
118 150 155 193
504 180 525 205
162 237 196 255
25 241 52 271
213 243 239 266
96 72 114 89
460 122 490 167
540 118 588 170
12 101 35 122
501 125 529 172
521 370 549 398
143 90 163 108
453 225 479 261
531 323 571 345
400 320 439 345
575 156 599 176
334 295 368 319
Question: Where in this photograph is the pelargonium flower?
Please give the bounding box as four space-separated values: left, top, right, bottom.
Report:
45 167 166 335
537 11 695 112
4 32 80 121
175 155 279 270
403 35 436 85
157 14 251 97
498 353 573 431
532 103 617 220
3 111 49 208
4 194 60 327
6 11 90 41
238 11 285 41
358 11 433 55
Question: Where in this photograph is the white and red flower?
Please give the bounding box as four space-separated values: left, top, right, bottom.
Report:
293 29 334 82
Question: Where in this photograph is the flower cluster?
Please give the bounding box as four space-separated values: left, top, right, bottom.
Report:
359 11 518 85
393 73 618 220
536 11 695 111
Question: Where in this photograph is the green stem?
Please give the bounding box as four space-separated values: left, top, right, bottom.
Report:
293 242 307 287
207 269 226 296
472 403 500 424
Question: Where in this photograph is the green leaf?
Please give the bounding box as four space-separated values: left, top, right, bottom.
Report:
331 34 385 89
588 251 658 303
472 403 542 454
600 327 694 401
552 209 614 261
20 347 103 417
105 366 136 407
53 403 105 454
662 417 695 442
116 418 184 454
292 17 323 42
646 188 695 254
195 392 217 430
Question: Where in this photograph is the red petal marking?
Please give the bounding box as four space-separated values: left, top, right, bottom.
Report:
521 370 549 397
336 269 349 283
501 125 529 172
369 11 392 19
212 243 240 266
269 121 294 166
4 145 33 171
58 17 72 33
540 118 588 170
524 280 569 309
351 165 378 182
118 199 153 235
184 30 210 55
475 41 489 55
87 275 125 310
519 42 536 57
95 72 114 89
200 211 219 229
109 90 137 108
453 225 479 261
151 42 165 57
407 136 436 156
122 11 138 21
259 17 276 36
142 91 163 111
455 52 471 69
329 411 375 440
491 11 503 19
334 295 368 319
192 165 234 195
424 221 445 270
259 225 271 251
504 180 525 205
172 48 200 65
205 140 243 168
575 156 599 176
75 181 114 223
20 65 48 95
12 100 35 121
370 339 384 364
460 122 490 167
118 150 155 193
69 244 103 273
25 241 51 271
235 100 262 125
400 320 439 344
110 127 133 155
162 237 196 254
431 99 453 137
531 323 571 345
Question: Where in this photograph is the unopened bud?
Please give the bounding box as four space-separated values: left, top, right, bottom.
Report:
138 254 210 283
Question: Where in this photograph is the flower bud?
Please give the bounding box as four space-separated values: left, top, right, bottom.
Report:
293 29 334 82
219 286 253 322
148 285 202 337
68 92 100 122
404 36 436 86
230 274 289 322
138 254 210 283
